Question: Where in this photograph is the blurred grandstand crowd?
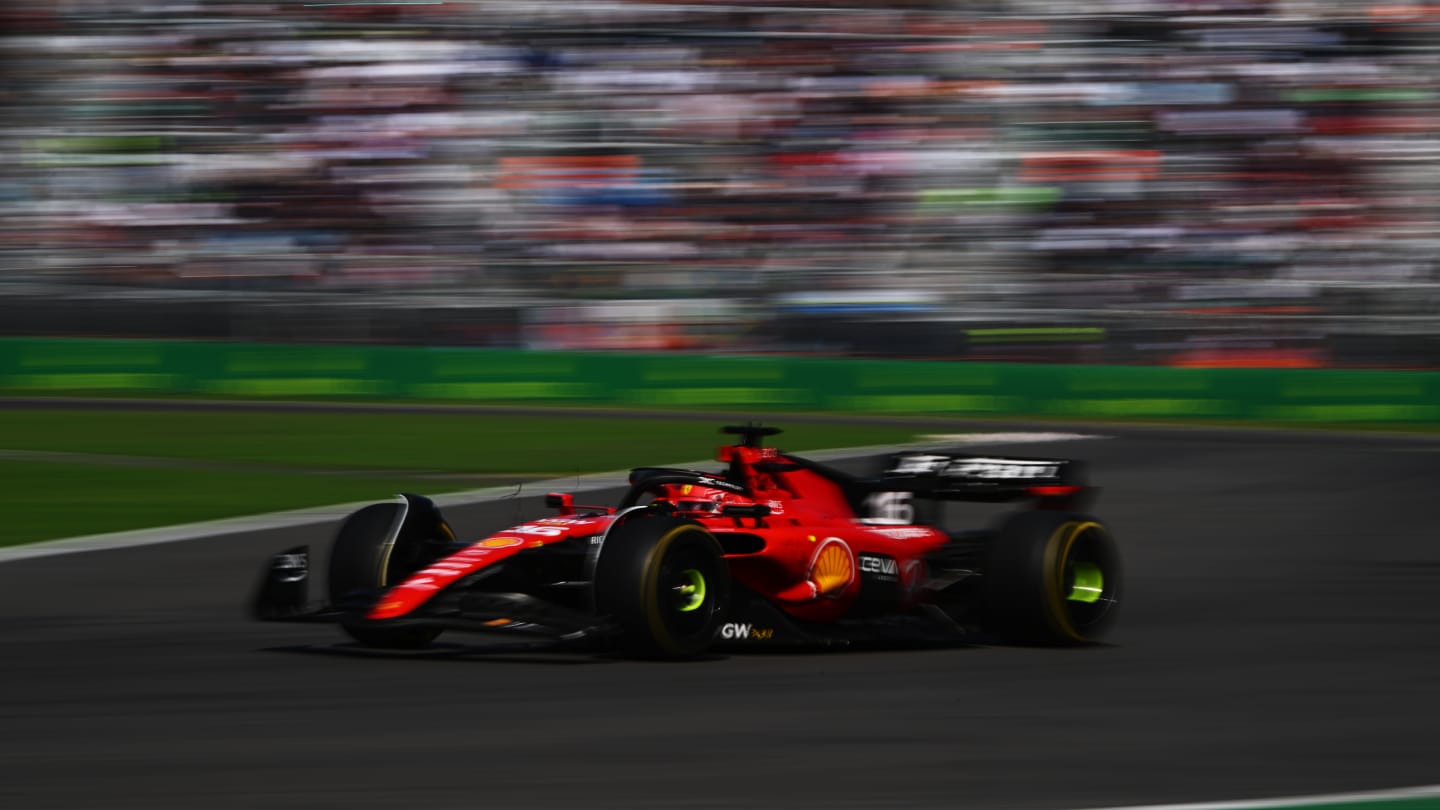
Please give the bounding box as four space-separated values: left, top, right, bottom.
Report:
2 0 1438 366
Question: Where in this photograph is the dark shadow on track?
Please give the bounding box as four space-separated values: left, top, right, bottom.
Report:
261 642 614 666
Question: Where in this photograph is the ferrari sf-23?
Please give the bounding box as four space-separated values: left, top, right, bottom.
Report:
252 425 1121 658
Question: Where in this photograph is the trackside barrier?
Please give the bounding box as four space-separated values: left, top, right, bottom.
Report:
2 338 1439 425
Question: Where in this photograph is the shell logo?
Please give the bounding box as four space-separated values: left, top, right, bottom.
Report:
810 538 854 597
479 537 524 549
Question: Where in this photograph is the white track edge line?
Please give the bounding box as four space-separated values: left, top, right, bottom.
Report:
0 432 1102 564
1075 784 1440 810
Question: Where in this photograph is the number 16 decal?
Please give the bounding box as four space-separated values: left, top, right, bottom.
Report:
864 491 914 524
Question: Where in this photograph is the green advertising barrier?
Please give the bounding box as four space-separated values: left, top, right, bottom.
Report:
3 337 1439 425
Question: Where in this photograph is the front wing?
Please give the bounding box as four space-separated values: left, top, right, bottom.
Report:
250 545 617 643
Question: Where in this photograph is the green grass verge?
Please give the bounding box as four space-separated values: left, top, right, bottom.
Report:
0 459 464 547
0 409 926 547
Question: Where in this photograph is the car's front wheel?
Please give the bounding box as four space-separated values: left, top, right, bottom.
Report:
594 516 730 659
328 497 451 649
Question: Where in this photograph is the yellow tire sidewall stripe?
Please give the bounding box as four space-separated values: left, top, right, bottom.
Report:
1042 520 1104 642
642 525 690 651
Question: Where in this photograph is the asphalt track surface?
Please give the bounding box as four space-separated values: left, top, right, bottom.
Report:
2 421 1438 810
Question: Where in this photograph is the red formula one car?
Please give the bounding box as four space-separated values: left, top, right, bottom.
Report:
253 425 1121 657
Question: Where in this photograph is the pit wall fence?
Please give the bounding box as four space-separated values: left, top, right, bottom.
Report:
2 338 1437 425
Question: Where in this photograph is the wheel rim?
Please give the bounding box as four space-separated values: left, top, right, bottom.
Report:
1066 561 1104 604
1059 523 1120 636
652 531 723 642
674 568 707 613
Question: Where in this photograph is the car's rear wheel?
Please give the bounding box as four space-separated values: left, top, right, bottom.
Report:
328 497 451 649
981 510 1122 645
594 516 730 659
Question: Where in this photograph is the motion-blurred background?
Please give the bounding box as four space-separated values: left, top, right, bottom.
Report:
2 0 1437 368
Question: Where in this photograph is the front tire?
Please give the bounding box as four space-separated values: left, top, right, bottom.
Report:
594 516 730 659
328 497 450 649
981 510 1122 645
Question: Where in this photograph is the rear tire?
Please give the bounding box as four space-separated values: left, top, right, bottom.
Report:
981 510 1122 645
594 516 730 659
328 499 449 649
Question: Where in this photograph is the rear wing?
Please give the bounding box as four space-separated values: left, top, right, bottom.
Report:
864 455 1088 498
861 451 1094 523
776 450 1097 522
866 452 1092 504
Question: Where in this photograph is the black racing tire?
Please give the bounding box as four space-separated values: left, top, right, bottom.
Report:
981 510 1122 645
328 500 446 649
594 516 730 659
